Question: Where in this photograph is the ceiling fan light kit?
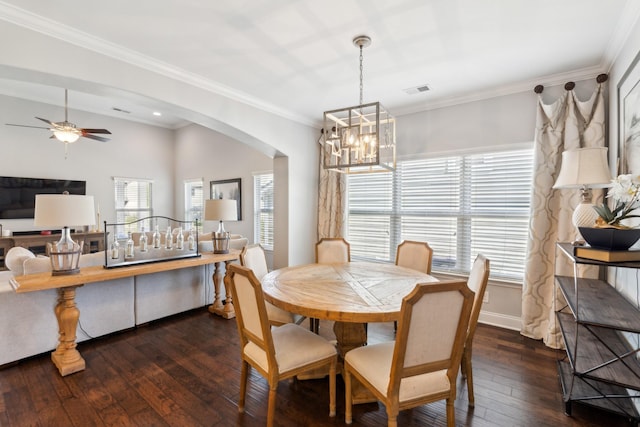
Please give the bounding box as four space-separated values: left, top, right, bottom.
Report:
53 127 80 144
6 89 111 157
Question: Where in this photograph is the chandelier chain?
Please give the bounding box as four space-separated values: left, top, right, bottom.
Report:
359 45 364 106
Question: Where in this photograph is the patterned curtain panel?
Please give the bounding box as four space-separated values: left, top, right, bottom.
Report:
317 142 346 240
521 84 605 348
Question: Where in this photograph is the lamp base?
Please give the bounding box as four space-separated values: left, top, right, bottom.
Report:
212 232 230 254
48 228 83 276
573 202 599 229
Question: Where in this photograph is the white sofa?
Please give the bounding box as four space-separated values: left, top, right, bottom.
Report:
0 241 240 366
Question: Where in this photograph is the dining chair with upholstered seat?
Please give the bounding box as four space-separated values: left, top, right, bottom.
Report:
315 237 351 264
227 264 338 427
344 280 474 427
240 243 305 327
393 240 434 331
460 254 490 407
311 237 351 333
395 240 433 274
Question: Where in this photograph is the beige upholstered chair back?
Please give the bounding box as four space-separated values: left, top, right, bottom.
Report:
465 254 490 345
390 281 473 394
395 240 433 274
227 265 275 366
315 237 350 264
240 244 269 281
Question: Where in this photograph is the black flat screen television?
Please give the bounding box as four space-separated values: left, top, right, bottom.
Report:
0 176 87 219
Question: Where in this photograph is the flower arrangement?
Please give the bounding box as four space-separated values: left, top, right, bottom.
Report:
593 174 640 229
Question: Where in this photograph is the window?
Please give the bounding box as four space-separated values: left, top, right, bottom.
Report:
347 148 533 282
113 177 153 237
254 173 274 250
184 178 204 232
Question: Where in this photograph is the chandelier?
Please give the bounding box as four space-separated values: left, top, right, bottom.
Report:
322 35 396 174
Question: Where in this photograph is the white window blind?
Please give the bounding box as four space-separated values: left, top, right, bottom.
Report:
347 148 533 281
254 173 274 250
113 177 153 237
184 178 204 232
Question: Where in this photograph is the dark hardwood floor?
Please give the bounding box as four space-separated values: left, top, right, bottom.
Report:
0 308 630 426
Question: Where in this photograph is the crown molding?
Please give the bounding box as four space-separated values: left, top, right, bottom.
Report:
0 1 315 127
392 65 608 117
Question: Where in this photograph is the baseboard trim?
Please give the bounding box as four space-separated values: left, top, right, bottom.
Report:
478 311 521 331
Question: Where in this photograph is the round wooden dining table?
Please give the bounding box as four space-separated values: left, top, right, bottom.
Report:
261 261 438 357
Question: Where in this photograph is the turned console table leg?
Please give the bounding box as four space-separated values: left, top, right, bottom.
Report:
222 260 235 318
210 260 235 319
209 261 225 314
51 286 85 376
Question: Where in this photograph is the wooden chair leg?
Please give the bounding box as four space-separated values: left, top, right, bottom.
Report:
460 352 467 378
238 361 248 413
345 368 353 424
267 384 277 427
465 349 475 407
386 404 399 427
329 358 336 417
446 398 455 427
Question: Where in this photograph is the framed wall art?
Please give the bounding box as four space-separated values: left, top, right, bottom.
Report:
618 49 640 176
210 178 242 220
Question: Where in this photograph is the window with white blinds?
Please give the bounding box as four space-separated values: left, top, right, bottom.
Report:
254 173 274 250
347 148 533 281
184 178 204 232
113 177 153 237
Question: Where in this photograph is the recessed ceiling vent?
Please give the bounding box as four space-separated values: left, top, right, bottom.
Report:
404 84 430 95
112 107 131 114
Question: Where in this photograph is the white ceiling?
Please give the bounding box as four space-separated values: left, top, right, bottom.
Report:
0 0 637 130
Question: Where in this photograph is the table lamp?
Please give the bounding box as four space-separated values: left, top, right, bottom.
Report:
204 199 238 254
34 193 96 275
553 147 612 231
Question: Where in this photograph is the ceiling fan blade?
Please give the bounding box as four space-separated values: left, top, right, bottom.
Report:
35 117 54 125
82 133 109 142
80 128 112 135
5 123 50 130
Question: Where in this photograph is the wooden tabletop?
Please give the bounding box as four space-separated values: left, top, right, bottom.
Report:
10 251 239 293
261 261 437 323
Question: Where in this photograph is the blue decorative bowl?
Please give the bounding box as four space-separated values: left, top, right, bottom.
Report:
578 227 640 251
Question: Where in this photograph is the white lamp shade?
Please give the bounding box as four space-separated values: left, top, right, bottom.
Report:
204 199 238 222
553 147 612 189
34 194 96 227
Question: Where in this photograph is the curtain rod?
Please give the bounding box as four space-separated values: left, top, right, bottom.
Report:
533 73 608 94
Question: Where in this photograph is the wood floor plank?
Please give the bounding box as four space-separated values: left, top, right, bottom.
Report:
0 308 631 426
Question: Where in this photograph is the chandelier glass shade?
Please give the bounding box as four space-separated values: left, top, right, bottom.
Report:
322 35 396 174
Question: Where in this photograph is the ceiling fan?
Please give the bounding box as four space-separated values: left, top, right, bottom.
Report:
6 89 112 145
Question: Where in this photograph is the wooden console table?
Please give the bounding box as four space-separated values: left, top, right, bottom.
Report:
10 251 238 376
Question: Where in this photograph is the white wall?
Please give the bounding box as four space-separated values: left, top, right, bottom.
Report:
173 123 273 240
0 94 175 232
398 90 536 157
607 14 640 307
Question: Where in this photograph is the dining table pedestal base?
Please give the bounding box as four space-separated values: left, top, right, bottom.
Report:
333 321 367 357
333 321 378 404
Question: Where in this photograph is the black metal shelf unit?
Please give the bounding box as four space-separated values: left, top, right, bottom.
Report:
555 242 640 424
